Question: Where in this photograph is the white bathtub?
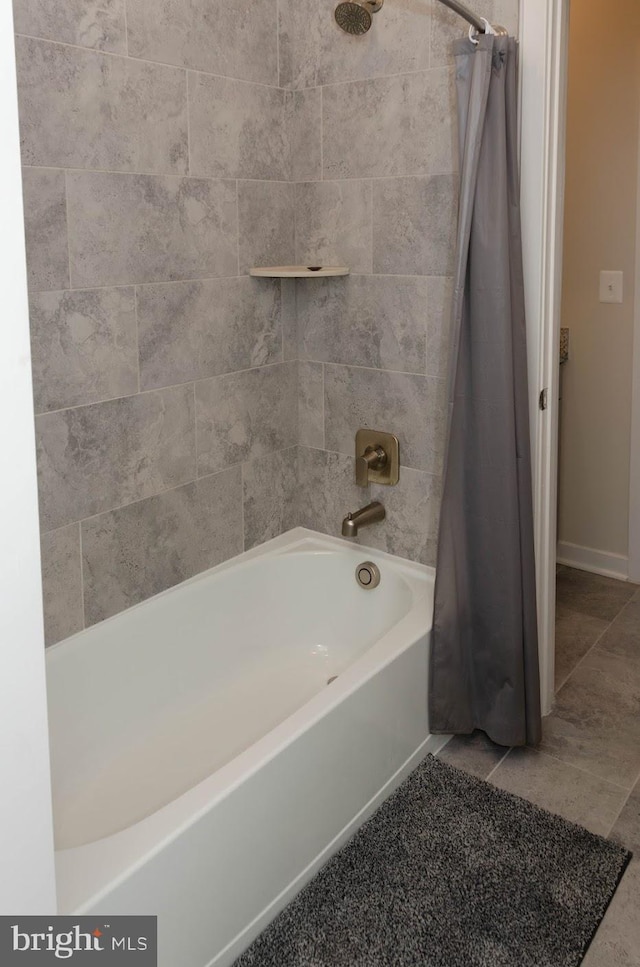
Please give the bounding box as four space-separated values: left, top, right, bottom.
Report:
46 527 446 967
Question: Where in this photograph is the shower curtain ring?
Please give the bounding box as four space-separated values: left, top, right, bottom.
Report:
469 17 496 43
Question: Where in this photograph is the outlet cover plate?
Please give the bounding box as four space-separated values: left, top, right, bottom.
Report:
599 270 623 304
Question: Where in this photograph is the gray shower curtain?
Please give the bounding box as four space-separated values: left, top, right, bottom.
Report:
429 34 541 747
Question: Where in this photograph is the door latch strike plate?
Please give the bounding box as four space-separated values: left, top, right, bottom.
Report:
539 388 548 411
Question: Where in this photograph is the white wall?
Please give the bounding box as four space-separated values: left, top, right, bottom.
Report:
557 0 640 573
0 0 56 913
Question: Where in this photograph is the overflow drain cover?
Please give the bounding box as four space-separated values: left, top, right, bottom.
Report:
356 561 381 589
327 675 338 685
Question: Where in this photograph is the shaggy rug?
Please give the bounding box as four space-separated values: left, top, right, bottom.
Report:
234 754 631 966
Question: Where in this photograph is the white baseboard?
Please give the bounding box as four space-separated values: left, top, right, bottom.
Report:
556 540 629 581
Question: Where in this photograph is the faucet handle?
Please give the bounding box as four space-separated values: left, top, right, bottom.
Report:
356 445 387 487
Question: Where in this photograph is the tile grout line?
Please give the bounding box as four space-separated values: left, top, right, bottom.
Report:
78 520 86 632
133 286 141 394
15 30 456 91
123 0 129 56
320 86 324 181
555 588 639 694
14 32 287 92
525 744 631 793
43 463 243 539
33 359 440 420
484 747 513 782
240 461 246 552
300 441 441 479
185 72 192 176
23 164 298 186
555 607 622 692
236 180 241 276
604 781 638 841
276 0 280 89
321 362 326 450
63 169 72 289
193 381 198 480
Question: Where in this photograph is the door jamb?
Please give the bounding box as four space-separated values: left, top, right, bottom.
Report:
519 0 570 715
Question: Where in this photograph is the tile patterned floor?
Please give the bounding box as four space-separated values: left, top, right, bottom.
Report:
437 566 640 966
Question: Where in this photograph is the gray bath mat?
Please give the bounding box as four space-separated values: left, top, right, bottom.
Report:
234 754 631 967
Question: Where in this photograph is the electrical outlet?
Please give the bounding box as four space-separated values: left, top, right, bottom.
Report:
599 270 623 304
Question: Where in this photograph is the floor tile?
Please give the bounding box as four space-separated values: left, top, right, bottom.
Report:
582 860 640 967
540 650 640 788
595 597 640 668
610 782 640 856
554 606 609 689
489 747 627 837
437 730 508 780
556 568 637 622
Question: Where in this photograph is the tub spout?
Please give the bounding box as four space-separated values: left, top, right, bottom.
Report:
341 501 385 538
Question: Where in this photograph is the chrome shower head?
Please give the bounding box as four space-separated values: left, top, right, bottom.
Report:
334 0 383 36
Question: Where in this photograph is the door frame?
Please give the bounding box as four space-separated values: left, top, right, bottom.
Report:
629 109 640 583
0 0 57 912
519 0 570 715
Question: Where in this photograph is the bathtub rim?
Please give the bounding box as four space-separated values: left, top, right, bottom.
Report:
51 527 435 914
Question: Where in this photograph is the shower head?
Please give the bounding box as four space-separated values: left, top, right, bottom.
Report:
334 0 383 36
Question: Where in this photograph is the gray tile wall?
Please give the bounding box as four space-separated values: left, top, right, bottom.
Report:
14 0 297 643
15 0 519 644
287 0 519 564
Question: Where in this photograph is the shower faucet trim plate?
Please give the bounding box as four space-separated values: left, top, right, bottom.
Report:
355 429 399 487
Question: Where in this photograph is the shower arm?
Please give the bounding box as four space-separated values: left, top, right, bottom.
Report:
435 0 494 34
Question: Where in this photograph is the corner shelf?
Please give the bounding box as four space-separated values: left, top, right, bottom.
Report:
249 265 350 278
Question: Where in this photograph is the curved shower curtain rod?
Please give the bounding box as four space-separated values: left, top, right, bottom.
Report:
436 0 495 34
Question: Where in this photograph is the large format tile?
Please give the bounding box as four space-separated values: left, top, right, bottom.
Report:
595 596 640 667
66 172 238 287
297 447 441 565
243 447 298 550
426 276 454 379
555 566 637 621
298 361 324 448
538 650 640 789
21 167 69 291
324 364 447 473
195 363 298 475
16 39 188 174
282 279 298 361
296 447 356 540
127 0 278 86
40 523 83 646
30 287 137 413
13 0 127 52
581 861 640 967
278 0 430 89
295 181 372 275
323 69 456 180
286 88 322 183
138 277 282 390
188 74 288 181
297 275 428 373
82 468 243 625
610 784 640 857
237 181 295 276
367 466 441 566
373 175 458 276
36 385 196 532
490 747 628 838
554 605 609 690
437 732 508 780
